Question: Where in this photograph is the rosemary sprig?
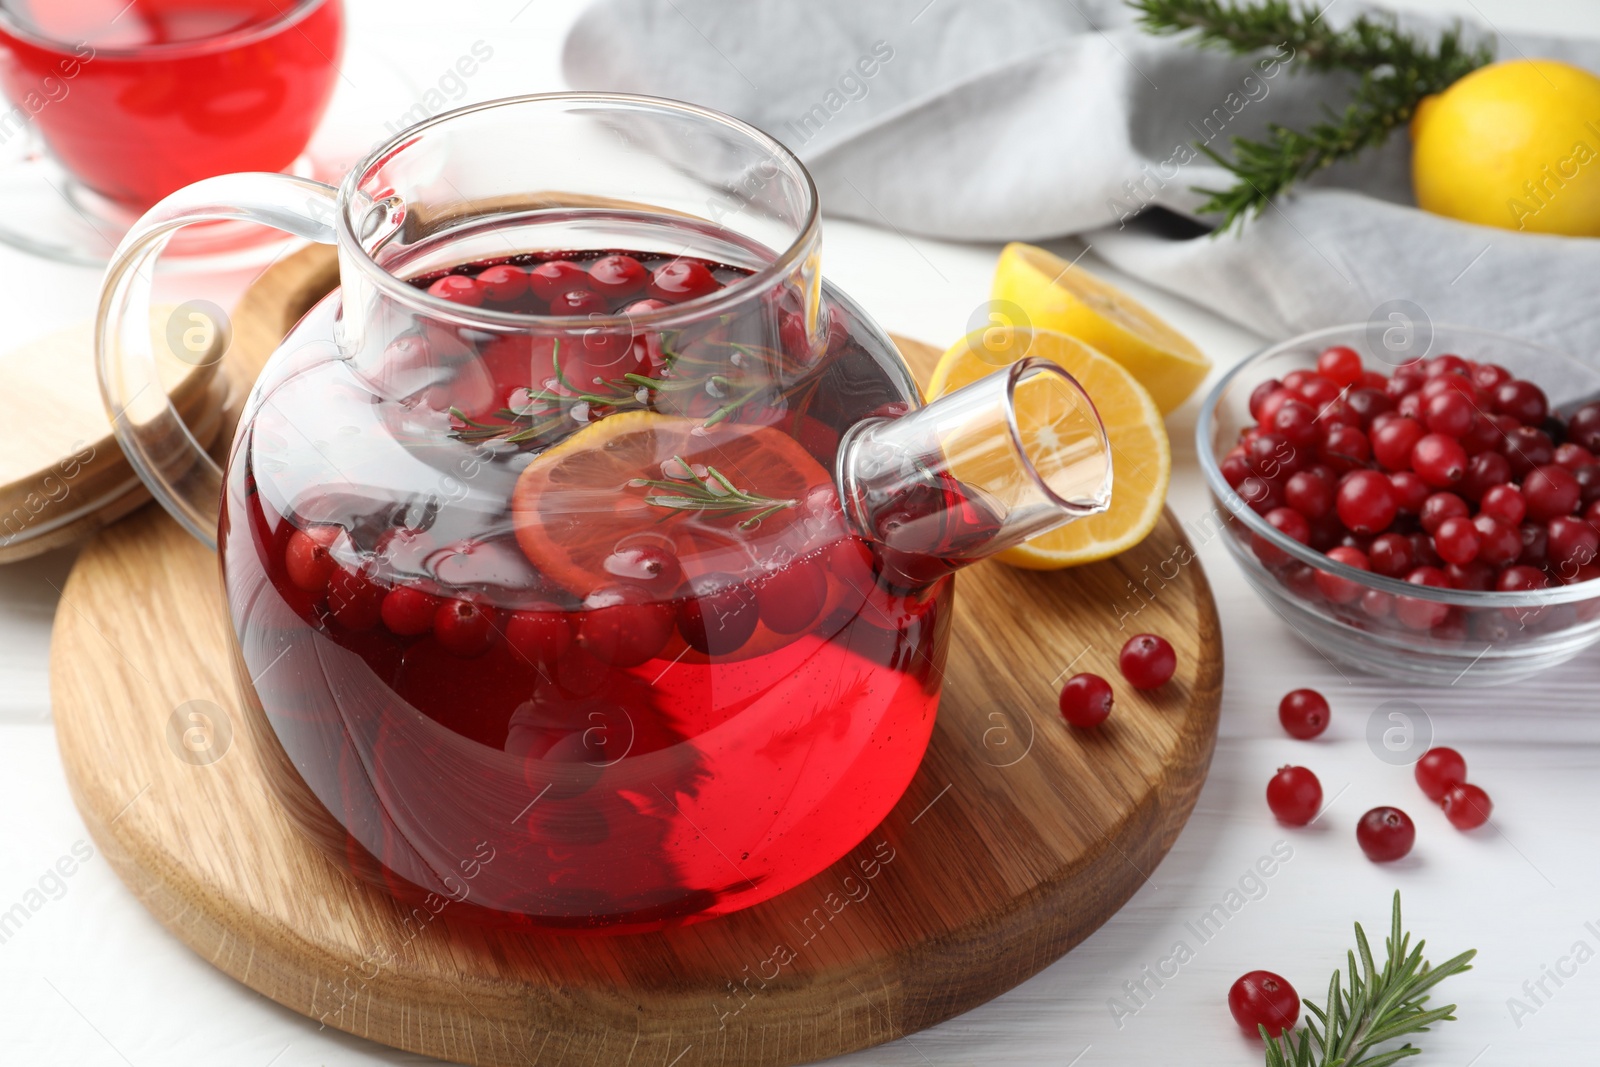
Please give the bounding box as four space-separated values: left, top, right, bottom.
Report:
1129 0 1493 230
628 455 797 529
1263 892 1476 1067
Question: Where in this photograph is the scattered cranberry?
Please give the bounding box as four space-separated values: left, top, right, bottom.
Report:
1414 746 1467 801
434 598 498 658
1266 765 1322 825
1356 806 1416 862
1119 633 1176 689
1228 971 1300 1038
1441 783 1493 830
1278 688 1330 739
1059 672 1114 728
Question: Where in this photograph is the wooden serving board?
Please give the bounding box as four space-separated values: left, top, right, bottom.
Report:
50 246 1222 1067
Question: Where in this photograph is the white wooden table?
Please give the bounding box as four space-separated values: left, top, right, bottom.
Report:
3 1 1597 1063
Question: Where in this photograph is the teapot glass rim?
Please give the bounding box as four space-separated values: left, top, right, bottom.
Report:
332 91 823 333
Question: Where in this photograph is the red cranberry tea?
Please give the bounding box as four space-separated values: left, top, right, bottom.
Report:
220 233 962 931
0 0 343 208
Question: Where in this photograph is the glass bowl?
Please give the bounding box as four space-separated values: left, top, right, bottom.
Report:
1197 323 1600 686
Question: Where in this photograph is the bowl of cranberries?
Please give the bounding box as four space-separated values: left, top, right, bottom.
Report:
1199 324 1600 685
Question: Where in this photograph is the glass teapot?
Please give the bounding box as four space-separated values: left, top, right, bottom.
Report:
97 94 1112 932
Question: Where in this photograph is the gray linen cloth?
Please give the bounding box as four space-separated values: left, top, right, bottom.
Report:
562 0 1600 361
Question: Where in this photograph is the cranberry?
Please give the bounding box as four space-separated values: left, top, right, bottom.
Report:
1493 379 1549 425
1396 393 1424 420
526 260 589 302
1249 432 1301 478
602 542 684 593
1547 515 1599 573
1421 372 1482 404
1460 415 1503 457
1396 567 1451 630
1255 507 1311 566
1315 545 1370 604
1356 806 1416 862
1336 470 1397 534
1270 399 1319 449
1411 433 1467 488
1479 483 1526 525
380 585 440 636
1496 563 1549 593
1228 971 1300 1038
1119 633 1176 689
1371 416 1425 471
1414 746 1467 801
1303 378 1344 408
1568 401 1600 452
1460 451 1510 500
1266 764 1322 826
1237 475 1283 515
1427 353 1470 378
622 297 670 317
427 274 486 306
1445 560 1493 591
1284 470 1334 519
475 264 528 302
1278 689 1330 739
1059 672 1114 728
1576 465 1600 506
1501 425 1554 478
1388 471 1429 514
1555 442 1595 471
1471 362 1510 391
648 259 720 302
1346 387 1392 426
1433 516 1481 566
1472 514 1522 566
1255 387 1297 426
1221 450 1252 489
587 254 648 298
1517 524 1549 566
327 564 385 631
1423 390 1474 437
1316 345 1363 386
1442 783 1493 830
677 573 760 656
434 598 498 658
1361 588 1394 618
284 526 340 595
1419 491 1468 535
578 585 675 666
1320 423 1371 465
755 561 829 634
1523 464 1581 521
504 604 574 664
1368 533 1414 577
1248 379 1284 421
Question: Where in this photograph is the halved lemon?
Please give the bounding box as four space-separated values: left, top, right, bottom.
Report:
927 328 1169 569
991 242 1210 413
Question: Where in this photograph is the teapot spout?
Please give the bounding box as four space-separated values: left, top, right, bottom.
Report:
837 357 1113 587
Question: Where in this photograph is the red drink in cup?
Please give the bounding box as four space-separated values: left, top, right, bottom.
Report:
0 0 343 210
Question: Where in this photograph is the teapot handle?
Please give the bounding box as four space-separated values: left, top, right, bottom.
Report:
96 173 340 548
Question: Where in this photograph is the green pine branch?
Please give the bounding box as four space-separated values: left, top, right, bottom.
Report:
1128 0 1493 230
1263 892 1476 1067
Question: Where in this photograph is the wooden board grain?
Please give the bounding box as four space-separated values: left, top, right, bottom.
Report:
50 245 1222 1067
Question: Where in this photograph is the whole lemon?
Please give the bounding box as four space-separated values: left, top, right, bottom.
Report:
1412 58 1600 236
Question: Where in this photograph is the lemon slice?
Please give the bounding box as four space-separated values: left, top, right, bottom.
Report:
991 242 1210 413
928 328 1169 569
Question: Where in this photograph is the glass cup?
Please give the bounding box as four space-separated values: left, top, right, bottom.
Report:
0 0 343 263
